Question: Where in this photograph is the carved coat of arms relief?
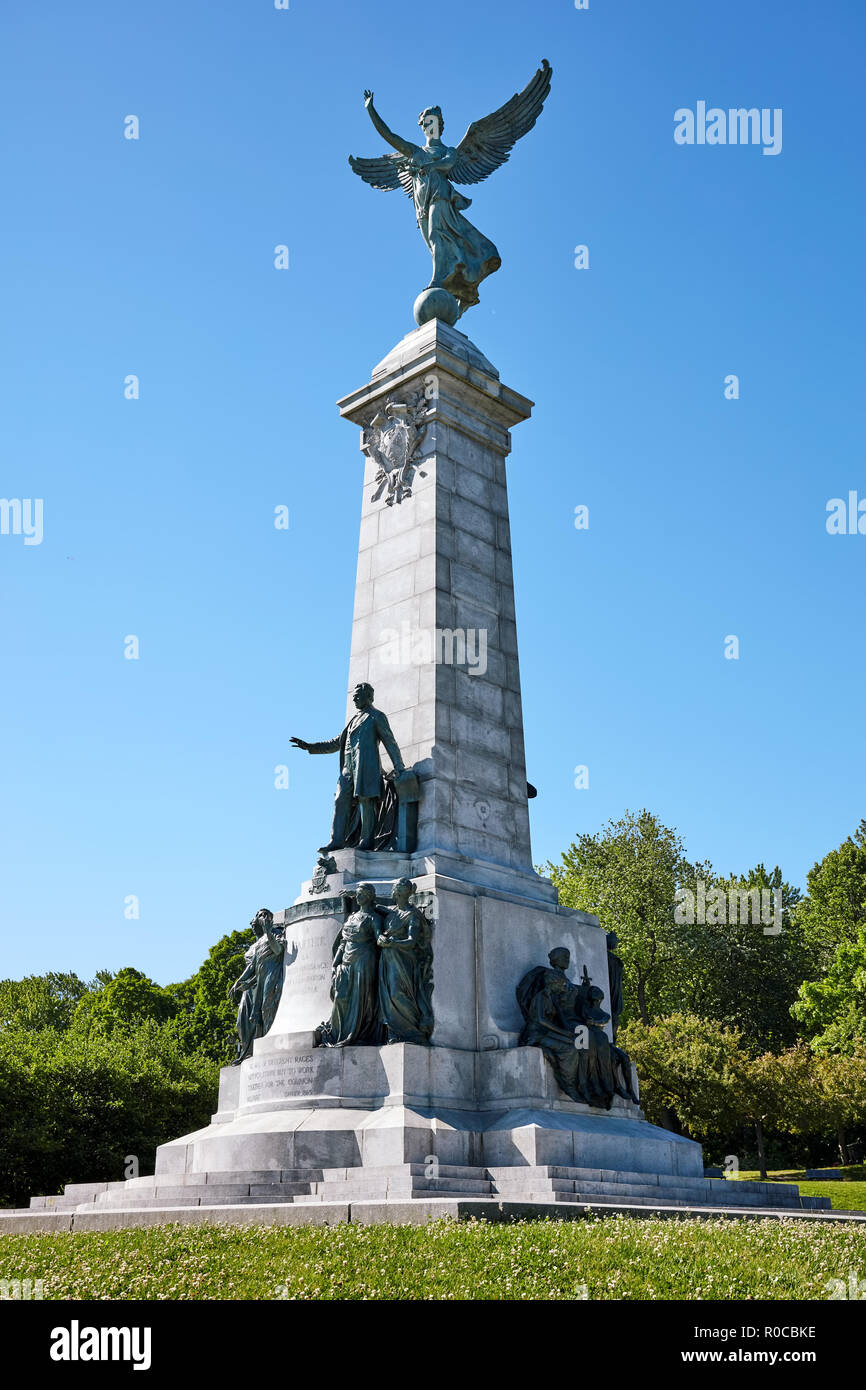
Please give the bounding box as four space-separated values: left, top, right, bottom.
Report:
362 389 431 506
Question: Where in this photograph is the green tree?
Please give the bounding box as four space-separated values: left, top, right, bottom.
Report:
813 1049 866 1164
0 933 251 1206
675 863 807 1050
791 927 866 1054
73 967 179 1036
793 819 866 966
547 810 689 1024
0 1021 218 1207
737 1047 816 1180
621 1013 746 1136
620 1016 823 1178
166 929 254 1063
0 972 92 1032
548 812 805 1048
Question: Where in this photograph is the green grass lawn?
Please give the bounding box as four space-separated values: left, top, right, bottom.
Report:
731 1166 866 1214
1 1215 864 1300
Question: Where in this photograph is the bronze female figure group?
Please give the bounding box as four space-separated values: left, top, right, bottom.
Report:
315 878 434 1048
517 947 637 1110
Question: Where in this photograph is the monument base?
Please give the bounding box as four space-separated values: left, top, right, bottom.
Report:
14 1043 833 1222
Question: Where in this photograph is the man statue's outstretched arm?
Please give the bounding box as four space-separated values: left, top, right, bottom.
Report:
291 734 341 755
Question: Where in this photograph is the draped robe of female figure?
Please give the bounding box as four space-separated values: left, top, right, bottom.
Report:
572 1005 618 1110
234 926 285 1064
377 904 433 1044
407 143 500 311
316 909 382 1046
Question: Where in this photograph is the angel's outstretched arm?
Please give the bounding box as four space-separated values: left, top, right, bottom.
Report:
363 90 415 158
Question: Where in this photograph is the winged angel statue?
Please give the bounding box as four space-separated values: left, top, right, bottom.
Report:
349 60 552 321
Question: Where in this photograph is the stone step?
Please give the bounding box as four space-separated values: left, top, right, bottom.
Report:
406 1176 493 1194
91 1178 316 1205
250 1182 314 1196
519 1192 808 1214
492 1176 580 1194
125 1183 311 1203
489 1165 702 1189
307 1177 492 1199
462 1189 687 1207
316 1164 485 1182
179 1173 311 1184
488 1175 813 1209
487 1166 805 1200
691 1188 804 1209
494 1177 682 1201
30 1166 827 1217
493 1176 808 1208
5 1197 850 1231
193 1194 300 1207
53 1182 113 1201
95 1183 252 1204
523 1165 793 1194
723 1180 803 1199
88 1195 206 1209
84 1180 821 1213
572 1190 740 1209
575 1189 709 1207
89 1192 301 1210
405 1164 487 1180
293 1185 492 1205
146 1170 290 1188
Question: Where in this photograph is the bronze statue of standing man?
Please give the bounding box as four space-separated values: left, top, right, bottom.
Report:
291 682 406 852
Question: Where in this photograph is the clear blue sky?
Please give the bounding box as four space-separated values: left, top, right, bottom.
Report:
1 1 863 984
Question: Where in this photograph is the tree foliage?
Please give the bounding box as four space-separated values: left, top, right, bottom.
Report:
793 819 866 965
0 936 252 1206
674 863 807 1050
791 926 866 1055
548 812 807 1049
166 929 253 1063
0 1022 217 1207
73 967 179 1036
0 972 93 1033
547 810 687 1026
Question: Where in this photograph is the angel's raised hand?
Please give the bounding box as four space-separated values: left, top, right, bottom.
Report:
363 89 374 106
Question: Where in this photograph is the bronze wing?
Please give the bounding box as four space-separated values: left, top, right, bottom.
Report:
348 153 414 198
450 58 552 186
